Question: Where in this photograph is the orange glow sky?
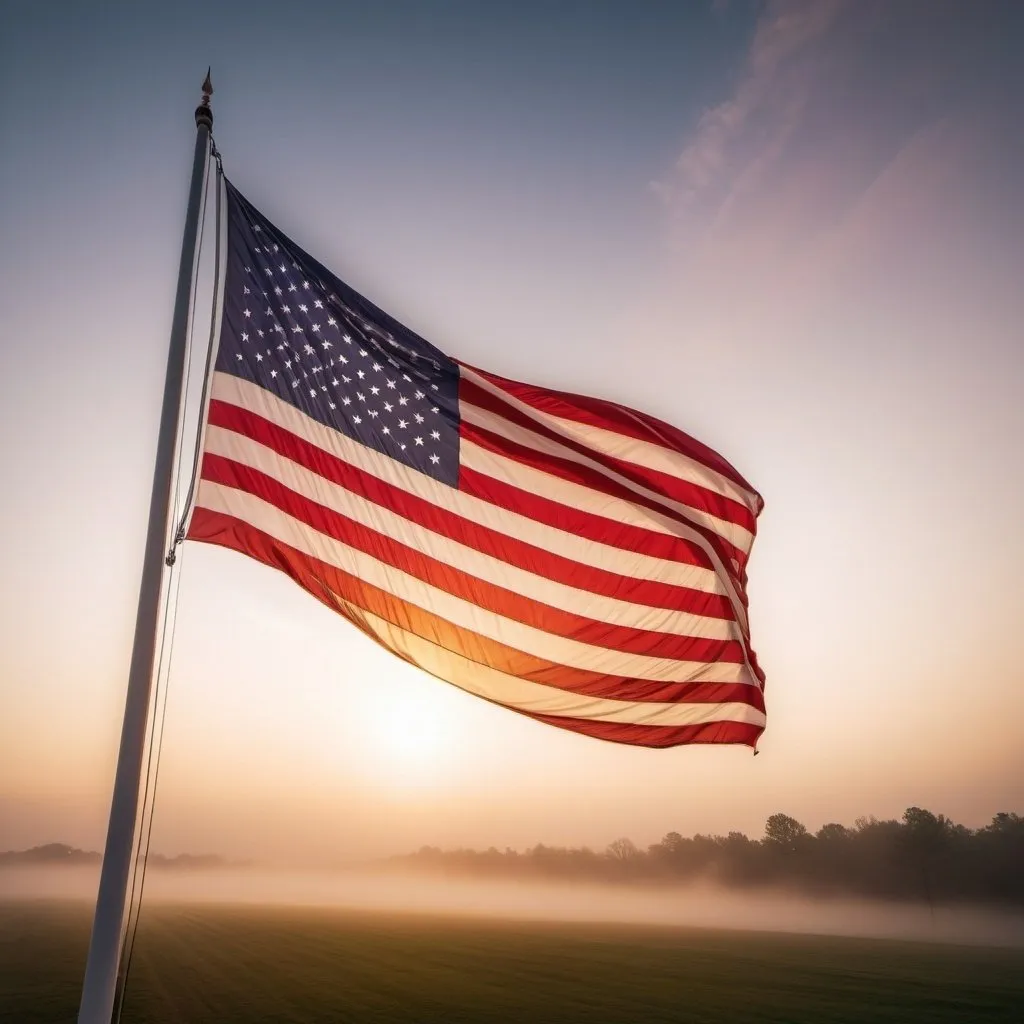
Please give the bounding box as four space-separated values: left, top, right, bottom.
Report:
1 0 1022 864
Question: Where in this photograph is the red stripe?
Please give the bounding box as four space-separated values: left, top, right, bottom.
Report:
460 376 757 535
461 364 763 507
188 506 765 711
201 451 747 664
463 418 749 573
207 399 732 617
523 713 763 749
458 464 716 572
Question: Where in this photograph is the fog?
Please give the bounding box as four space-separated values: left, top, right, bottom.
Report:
4 866 1023 949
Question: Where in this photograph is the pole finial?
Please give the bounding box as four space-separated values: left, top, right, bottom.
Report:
195 68 214 130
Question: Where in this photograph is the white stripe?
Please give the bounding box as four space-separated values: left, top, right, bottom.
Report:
328 591 764 728
460 438 753 642
460 398 754 554
197 479 751 685
205 424 739 642
209 373 728 596
462 439 716 555
461 365 761 516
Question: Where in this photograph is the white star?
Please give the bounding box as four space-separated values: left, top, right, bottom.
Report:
383 402 393 412
328 402 336 410
270 369 277 378
299 304 308 313
359 349 368 358
328 317 337 327
386 379 396 389
370 385 380 396
369 409 379 418
243 285 250 295
235 353 243 360
342 334 352 344
353 415 361 424
338 355 347 364
314 300 324 309
431 406 439 414
331 378 339 387
397 419 408 429
292 325 303 334
372 362 382 372
241 332 249 342
400 444 407 451
320 339 331 348
256 353 263 362
312 325 322 334
304 343 315 355
429 453 440 465
398 395 409 406
302 280 311 290
414 436 424 446
382 426 390 435
279 264 287 273
274 286 283 296
243 309 251 318
257 329 265 338
357 392 366 402
309 388 317 397
430 430 440 440
414 413 424 424
342 397 351 406
415 390 424 400
282 305 291 314
288 283 298 293
357 369 365 379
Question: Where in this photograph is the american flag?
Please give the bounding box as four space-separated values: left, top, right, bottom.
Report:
187 180 766 748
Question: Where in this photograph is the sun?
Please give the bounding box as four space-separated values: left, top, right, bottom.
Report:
361 680 461 789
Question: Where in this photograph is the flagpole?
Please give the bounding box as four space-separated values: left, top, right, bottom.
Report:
77 74 214 1024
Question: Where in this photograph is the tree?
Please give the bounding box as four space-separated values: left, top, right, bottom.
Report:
661 831 685 853
763 813 809 851
816 823 850 842
607 837 639 862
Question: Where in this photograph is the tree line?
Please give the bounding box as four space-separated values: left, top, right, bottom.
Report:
393 809 1024 907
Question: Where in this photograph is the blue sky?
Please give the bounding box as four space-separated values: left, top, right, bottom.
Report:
1 0 1022 862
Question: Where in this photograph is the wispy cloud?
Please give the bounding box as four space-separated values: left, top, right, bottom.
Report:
656 0 1022 282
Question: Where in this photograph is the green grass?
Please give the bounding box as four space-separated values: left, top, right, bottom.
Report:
2 900 1023 1023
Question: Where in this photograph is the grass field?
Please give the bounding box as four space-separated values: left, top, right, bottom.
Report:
2 900 1022 1023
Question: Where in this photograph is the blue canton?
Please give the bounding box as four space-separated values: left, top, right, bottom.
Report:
217 180 461 487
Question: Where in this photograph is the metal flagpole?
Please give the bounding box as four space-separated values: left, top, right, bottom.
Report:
77 74 214 1024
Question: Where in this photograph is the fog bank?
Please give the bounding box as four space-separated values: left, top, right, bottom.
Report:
4 865 1023 949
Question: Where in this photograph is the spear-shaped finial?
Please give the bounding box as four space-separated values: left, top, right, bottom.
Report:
195 68 214 129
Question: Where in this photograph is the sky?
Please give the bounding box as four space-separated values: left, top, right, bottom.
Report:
1 0 1022 865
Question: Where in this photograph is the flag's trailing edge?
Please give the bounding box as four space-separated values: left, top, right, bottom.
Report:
187 179 766 748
